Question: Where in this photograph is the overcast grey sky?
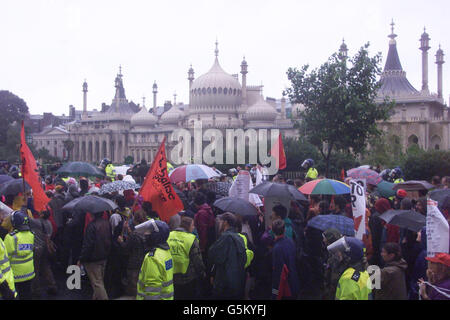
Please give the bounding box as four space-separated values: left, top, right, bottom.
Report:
1 0 449 116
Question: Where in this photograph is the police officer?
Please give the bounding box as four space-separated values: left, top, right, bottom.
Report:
301 159 318 182
167 216 205 299
328 236 372 300
136 219 174 300
3 210 35 300
390 167 405 184
0 224 17 300
100 158 115 181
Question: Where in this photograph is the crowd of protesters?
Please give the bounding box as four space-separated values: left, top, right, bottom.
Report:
0 159 449 301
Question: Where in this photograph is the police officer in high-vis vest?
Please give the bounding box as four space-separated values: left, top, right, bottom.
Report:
327 236 371 300
4 210 35 300
136 219 174 300
390 167 405 184
167 215 205 299
0 236 17 300
302 159 318 182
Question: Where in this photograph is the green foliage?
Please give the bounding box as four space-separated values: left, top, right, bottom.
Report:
124 155 134 165
0 122 21 163
285 43 394 176
0 91 28 146
36 147 61 164
402 149 450 180
283 136 320 171
361 133 405 168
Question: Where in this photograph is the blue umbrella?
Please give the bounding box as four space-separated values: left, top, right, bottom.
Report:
0 175 13 185
307 214 355 236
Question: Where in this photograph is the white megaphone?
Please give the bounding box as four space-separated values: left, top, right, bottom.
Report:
0 201 13 221
327 236 350 254
134 219 159 235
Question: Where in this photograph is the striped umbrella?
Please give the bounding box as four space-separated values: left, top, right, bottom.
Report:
299 179 350 195
346 167 382 186
169 164 221 183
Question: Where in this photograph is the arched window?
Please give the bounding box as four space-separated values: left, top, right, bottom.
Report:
213 87 217 94
224 88 228 94
218 87 222 94
408 135 419 146
202 88 206 94
431 135 441 150
207 87 211 94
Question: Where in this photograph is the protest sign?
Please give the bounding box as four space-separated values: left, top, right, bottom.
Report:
426 199 449 257
350 179 366 240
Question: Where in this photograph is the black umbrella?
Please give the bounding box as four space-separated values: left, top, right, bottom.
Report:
249 181 308 202
62 195 118 213
393 180 434 192
379 209 426 232
429 188 450 209
0 175 13 185
0 179 31 197
56 161 104 178
213 197 259 217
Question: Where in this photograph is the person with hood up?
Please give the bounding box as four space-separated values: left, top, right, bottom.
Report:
373 242 408 300
332 237 372 300
64 184 80 204
208 212 247 300
136 219 174 300
193 194 216 264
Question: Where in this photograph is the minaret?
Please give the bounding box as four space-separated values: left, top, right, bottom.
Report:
188 65 194 105
240 56 248 106
152 81 158 113
420 27 431 94
339 38 348 60
436 45 445 99
173 92 177 106
82 80 88 119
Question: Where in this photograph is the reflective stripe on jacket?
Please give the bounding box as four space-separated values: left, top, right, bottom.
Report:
0 238 17 298
238 233 254 269
137 248 174 300
4 230 35 283
168 230 196 275
306 168 318 180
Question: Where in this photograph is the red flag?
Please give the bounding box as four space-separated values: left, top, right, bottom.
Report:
270 133 287 170
138 137 184 223
20 121 49 212
341 169 345 181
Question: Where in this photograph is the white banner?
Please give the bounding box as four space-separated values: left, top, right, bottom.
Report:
229 170 250 200
354 178 367 192
426 199 449 257
229 170 263 208
350 179 366 240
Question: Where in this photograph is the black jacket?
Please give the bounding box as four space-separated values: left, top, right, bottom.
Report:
80 217 112 263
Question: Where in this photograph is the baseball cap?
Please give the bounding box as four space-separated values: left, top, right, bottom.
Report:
426 253 450 267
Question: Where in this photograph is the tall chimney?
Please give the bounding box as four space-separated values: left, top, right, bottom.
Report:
420 28 431 94
436 45 445 99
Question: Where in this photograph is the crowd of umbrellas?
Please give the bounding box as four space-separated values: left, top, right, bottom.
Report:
1 161 448 237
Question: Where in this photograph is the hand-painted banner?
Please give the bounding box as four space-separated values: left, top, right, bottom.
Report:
350 180 366 240
426 199 449 257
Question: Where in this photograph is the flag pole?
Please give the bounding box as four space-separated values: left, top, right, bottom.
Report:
20 120 27 204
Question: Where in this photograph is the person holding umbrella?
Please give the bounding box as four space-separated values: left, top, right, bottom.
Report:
78 210 112 300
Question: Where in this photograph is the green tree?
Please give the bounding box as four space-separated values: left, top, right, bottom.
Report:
0 91 29 146
124 155 134 165
285 43 394 176
63 139 75 161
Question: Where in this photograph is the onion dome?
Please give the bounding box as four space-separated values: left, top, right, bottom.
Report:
130 105 157 127
245 96 278 121
160 105 185 124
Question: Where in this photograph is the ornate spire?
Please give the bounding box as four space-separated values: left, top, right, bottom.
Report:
142 96 146 108
389 19 397 44
215 39 219 58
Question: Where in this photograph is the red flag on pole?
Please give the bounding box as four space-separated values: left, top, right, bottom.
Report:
20 121 50 212
270 133 287 170
341 169 346 181
138 137 184 222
